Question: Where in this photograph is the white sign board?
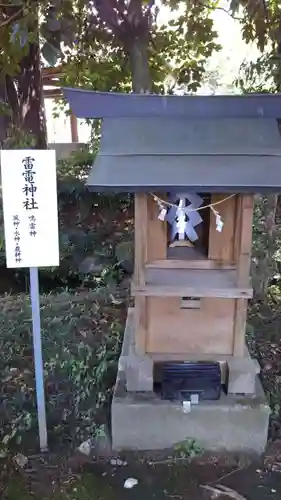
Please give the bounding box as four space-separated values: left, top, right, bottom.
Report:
1 149 60 268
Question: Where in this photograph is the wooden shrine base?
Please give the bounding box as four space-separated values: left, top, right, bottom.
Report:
120 308 260 394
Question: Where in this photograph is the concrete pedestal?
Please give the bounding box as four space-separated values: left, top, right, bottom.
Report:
113 308 270 454
112 373 270 454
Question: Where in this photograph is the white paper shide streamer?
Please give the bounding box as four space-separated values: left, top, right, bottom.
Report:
211 206 224 232
166 193 203 243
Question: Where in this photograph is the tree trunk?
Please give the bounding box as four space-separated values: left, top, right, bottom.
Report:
18 39 47 148
128 37 151 93
0 80 9 145
252 194 278 301
251 43 281 301
5 27 47 149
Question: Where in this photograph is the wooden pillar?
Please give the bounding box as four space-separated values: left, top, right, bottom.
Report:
147 194 167 261
134 193 148 285
232 194 254 357
134 193 148 354
70 113 78 142
235 195 254 286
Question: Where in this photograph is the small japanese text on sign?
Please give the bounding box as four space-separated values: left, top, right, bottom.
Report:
13 215 22 263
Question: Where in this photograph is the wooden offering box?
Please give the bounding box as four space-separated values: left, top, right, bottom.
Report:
64 89 281 395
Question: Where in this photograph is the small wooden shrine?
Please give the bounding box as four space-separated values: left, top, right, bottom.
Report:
64 89 281 452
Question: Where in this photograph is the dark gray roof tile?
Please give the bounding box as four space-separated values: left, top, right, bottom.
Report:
100 117 281 155
87 154 281 193
86 117 281 193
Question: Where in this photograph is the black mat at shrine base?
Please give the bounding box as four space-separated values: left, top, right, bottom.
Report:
154 361 222 401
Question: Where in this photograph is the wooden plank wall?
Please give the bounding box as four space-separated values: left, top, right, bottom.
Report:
208 194 236 263
146 297 235 355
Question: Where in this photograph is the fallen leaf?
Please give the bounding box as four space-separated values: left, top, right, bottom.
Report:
13 453 28 468
124 477 138 489
77 439 92 456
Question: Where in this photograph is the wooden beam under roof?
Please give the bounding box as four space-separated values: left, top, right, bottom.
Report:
44 88 62 98
42 66 79 141
42 65 65 99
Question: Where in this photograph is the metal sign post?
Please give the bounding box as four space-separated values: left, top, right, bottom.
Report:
0 149 60 452
30 266 48 451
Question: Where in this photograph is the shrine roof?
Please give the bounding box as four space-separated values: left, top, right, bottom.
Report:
63 88 281 119
63 89 281 193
